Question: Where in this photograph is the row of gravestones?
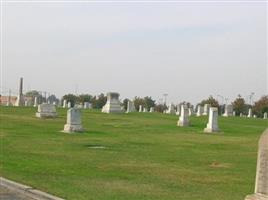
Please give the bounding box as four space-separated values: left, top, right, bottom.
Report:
34 93 267 200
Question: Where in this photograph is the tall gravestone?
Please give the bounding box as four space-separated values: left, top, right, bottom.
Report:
150 107 154 112
102 92 122 113
126 101 136 113
203 104 210 116
177 105 190 127
143 107 147 112
223 104 233 117
63 108 84 133
248 108 253 118
204 107 219 133
196 105 204 117
264 113 267 119
15 77 24 106
63 100 67 108
67 102 71 108
36 103 57 118
139 105 143 112
245 129 268 200
33 97 38 107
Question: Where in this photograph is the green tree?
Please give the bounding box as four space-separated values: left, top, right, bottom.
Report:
252 95 268 117
79 94 93 104
144 96 156 109
62 94 78 107
200 96 219 107
92 93 107 109
122 98 129 110
154 103 167 113
232 95 248 115
133 97 145 110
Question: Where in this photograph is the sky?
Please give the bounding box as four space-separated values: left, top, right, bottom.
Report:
1 1 267 104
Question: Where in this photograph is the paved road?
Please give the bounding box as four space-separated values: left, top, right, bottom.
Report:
0 185 34 200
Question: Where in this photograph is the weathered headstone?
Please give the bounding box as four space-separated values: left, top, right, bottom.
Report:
240 113 243 117
102 92 122 113
67 102 71 108
233 111 236 116
143 107 147 112
36 103 57 118
196 105 204 117
166 104 176 114
63 100 67 108
264 112 267 119
15 77 24 106
150 107 154 112
248 108 253 118
244 128 268 200
126 101 136 113
139 105 143 112
204 107 219 133
203 104 211 116
223 104 233 117
84 102 92 109
63 108 83 133
177 105 190 127
34 97 38 107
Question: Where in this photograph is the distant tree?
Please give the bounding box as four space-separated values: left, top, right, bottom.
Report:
200 96 219 108
155 103 167 113
92 93 107 109
47 94 59 104
79 94 93 104
62 94 78 107
122 98 129 110
232 95 248 115
252 95 268 117
144 96 156 109
133 96 145 110
25 90 40 97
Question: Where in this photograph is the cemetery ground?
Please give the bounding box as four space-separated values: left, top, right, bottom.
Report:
0 107 267 200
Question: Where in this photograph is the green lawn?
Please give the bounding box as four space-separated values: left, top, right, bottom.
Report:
0 106 267 200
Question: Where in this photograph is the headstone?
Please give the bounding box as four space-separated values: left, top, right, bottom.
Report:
15 77 24 106
53 101 57 106
254 115 257 118
139 105 143 112
223 104 233 117
233 111 236 116
143 107 147 112
101 92 122 113
240 113 243 117
204 107 219 133
36 103 57 118
63 108 83 133
24 100 28 107
34 97 38 107
196 105 204 117
84 102 92 109
203 104 211 116
248 108 253 118
244 128 268 200
126 101 136 113
166 104 176 114
264 112 267 119
63 100 67 108
149 107 154 112
177 105 190 127
47 100 51 104
67 102 71 108
176 104 181 115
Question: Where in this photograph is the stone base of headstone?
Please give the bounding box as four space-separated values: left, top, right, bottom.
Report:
204 127 220 133
245 194 268 200
63 124 84 133
36 112 57 118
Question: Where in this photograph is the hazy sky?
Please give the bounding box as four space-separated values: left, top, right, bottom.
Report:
1 1 267 104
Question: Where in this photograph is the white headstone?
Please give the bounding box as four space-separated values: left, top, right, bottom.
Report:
63 100 67 108
36 103 57 118
166 104 176 114
245 129 268 200
223 104 233 117
143 107 147 112
248 108 253 118
84 102 92 109
177 105 190 127
203 104 211 116
67 102 72 108
139 105 143 112
101 92 122 113
264 112 267 119
196 105 204 117
63 108 83 133
254 115 257 118
240 113 243 117
233 111 236 116
126 101 136 113
204 107 219 133
15 77 24 106
176 104 181 115
34 97 38 107
149 107 154 112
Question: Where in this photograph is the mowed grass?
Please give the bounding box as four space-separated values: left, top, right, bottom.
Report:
0 106 267 200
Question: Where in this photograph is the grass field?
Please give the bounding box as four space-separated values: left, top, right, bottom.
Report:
0 106 267 200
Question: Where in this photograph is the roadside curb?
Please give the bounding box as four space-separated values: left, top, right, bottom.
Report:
0 177 65 200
